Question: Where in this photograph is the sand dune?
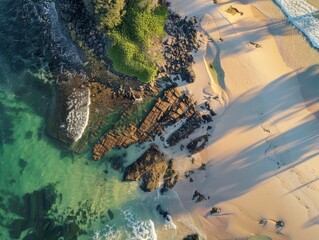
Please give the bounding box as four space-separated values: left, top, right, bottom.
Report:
167 0 319 239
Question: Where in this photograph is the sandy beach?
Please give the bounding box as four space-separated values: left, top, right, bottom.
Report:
164 0 319 239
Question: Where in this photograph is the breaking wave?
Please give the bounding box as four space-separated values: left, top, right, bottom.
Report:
274 0 319 49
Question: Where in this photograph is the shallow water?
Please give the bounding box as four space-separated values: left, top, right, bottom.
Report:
0 1 168 239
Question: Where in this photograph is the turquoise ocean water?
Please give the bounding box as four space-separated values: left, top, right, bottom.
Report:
0 0 176 239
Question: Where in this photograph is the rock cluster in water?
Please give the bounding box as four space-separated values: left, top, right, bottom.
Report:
123 145 167 192
93 87 202 160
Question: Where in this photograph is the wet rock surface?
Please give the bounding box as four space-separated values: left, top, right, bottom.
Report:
123 145 167 192
56 0 107 60
156 204 171 221
186 134 209 155
160 159 178 194
93 87 202 160
166 114 202 147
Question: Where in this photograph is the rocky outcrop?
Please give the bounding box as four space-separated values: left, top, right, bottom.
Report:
186 134 209 155
163 13 200 83
47 75 91 144
166 114 202 147
160 159 178 194
56 0 107 60
93 87 202 160
123 145 167 192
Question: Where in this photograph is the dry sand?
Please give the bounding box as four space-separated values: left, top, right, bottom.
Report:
164 0 319 239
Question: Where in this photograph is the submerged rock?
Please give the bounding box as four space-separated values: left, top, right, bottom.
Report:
156 204 170 222
4 185 80 240
123 145 167 192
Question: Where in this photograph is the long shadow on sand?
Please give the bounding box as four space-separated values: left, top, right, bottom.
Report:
177 64 319 209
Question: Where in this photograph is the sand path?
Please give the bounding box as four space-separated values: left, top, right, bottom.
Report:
166 0 319 239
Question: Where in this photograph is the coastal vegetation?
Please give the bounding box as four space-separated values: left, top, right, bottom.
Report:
95 0 169 82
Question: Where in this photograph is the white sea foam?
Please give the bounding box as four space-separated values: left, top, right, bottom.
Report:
121 208 157 240
93 223 121 240
47 2 83 63
62 88 91 142
274 0 319 48
93 208 157 240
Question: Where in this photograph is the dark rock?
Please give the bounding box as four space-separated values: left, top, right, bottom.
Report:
276 220 285 228
19 158 28 175
198 163 206 171
186 135 209 154
184 170 194 178
202 114 213 123
164 13 199 83
107 209 114 220
94 88 202 160
123 145 167 192
156 205 170 222
210 207 221 215
259 218 267 225
160 159 178 194
25 130 33 139
183 234 199 240
192 190 207 203
166 114 202 147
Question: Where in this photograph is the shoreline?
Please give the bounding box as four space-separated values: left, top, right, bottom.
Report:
270 0 319 50
165 0 319 239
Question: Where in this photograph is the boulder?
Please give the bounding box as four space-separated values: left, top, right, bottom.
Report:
183 234 199 240
123 145 167 192
192 190 207 203
186 135 209 154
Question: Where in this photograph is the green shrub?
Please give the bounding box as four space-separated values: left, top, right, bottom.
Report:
95 0 126 29
96 0 168 82
108 32 158 83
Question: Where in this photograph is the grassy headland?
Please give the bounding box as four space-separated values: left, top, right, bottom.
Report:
95 0 169 83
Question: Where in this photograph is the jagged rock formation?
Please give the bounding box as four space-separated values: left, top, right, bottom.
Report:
123 145 167 192
93 87 202 160
56 0 107 60
166 114 202 147
160 159 178 194
163 13 200 83
186 134 209 155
